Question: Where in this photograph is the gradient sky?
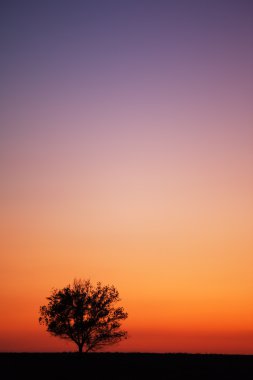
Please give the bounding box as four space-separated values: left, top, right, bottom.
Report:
0 0 253 353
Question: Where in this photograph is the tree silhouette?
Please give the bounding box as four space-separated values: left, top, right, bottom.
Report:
39 279 128 353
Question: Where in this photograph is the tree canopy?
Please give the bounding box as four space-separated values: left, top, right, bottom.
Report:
39 279 128 353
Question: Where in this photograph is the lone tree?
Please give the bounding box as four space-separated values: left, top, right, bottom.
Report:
39 279 128 353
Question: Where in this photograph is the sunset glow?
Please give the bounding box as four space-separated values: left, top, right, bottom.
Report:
0 0 253 353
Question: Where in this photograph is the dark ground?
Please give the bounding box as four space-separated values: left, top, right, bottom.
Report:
1 353 253 380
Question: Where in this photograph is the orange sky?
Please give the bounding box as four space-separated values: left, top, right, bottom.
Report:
1 179 253 353
1 1 253 353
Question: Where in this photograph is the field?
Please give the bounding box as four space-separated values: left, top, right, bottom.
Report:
1 353 253 379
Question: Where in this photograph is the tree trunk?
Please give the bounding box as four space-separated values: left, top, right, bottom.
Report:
78 344 83 354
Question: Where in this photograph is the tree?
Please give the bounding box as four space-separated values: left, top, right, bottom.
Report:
39 279 128 353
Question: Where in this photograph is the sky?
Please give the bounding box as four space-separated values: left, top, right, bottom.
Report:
0 0 253 353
